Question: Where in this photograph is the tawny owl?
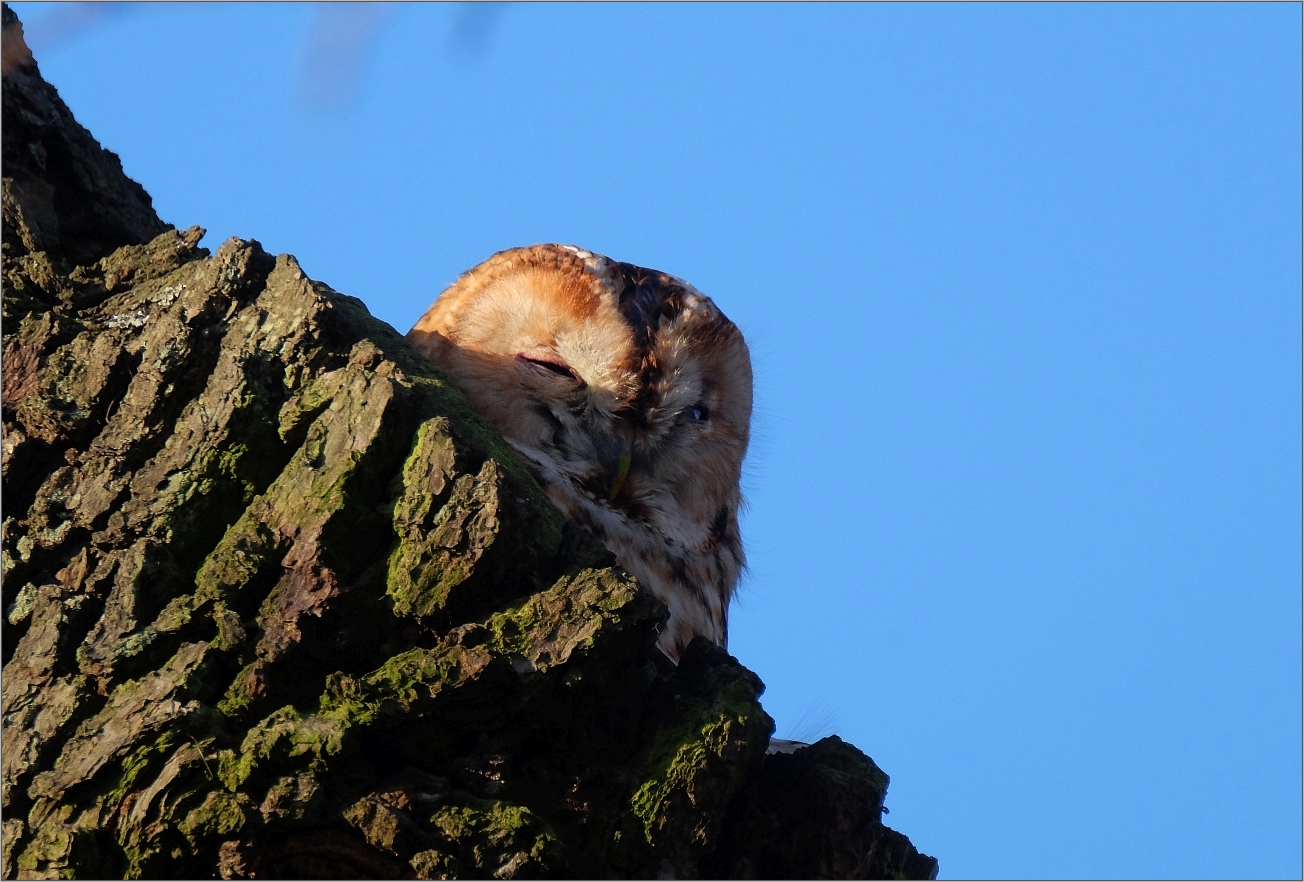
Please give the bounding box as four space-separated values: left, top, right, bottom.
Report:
407 244 752 661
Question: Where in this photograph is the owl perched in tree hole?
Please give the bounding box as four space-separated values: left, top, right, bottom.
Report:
407 244 752 662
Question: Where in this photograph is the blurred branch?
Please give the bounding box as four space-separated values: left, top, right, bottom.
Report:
6 2 510 111
449 2 508 60
295 2 394 113
18 1 133 55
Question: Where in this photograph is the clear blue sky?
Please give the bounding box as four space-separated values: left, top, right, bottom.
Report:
11 3 1300 878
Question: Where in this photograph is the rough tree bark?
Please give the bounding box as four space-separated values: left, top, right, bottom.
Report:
0 7 938 879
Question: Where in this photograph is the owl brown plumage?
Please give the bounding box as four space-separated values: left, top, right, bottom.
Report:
407 244 752 661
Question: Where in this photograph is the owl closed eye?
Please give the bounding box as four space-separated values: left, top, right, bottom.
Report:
407 244 752 661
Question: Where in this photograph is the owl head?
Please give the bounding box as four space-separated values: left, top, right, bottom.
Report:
408 244 752 659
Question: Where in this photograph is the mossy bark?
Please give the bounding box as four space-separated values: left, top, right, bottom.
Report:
0 7 938 879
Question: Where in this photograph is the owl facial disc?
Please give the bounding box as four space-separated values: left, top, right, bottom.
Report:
407 244 752 661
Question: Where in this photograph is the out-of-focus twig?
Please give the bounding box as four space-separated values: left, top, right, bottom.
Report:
19 1 132 56
6 2 511 111
448 2 509 60
296 2 394 114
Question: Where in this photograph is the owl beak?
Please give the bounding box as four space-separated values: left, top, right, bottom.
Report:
607 448 632 500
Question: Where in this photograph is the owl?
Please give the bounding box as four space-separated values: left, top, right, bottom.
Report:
407 244 752 661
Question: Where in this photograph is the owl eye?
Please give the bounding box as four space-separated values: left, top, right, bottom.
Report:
519 355 580 381
684 404 709 423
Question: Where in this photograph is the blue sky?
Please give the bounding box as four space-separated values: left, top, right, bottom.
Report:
11 3 1300 878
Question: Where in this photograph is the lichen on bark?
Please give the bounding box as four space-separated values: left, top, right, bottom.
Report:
1 6 937 879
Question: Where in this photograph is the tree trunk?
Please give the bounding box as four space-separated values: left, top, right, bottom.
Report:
0 7 938 879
